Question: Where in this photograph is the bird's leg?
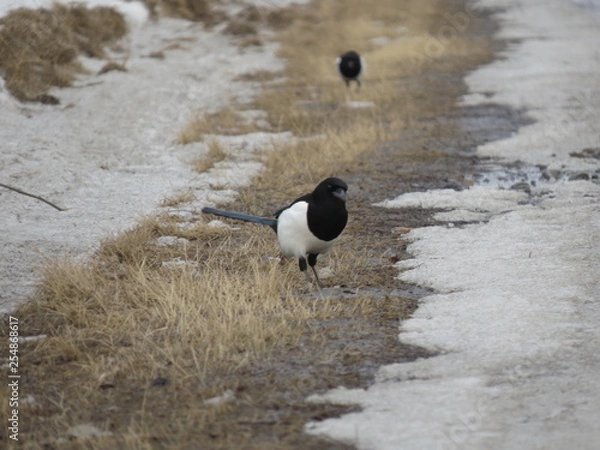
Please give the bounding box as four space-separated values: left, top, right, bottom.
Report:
343 79 351 103
299 257 313 284
355 79 361 93
308 254 323 289
311 267 323 288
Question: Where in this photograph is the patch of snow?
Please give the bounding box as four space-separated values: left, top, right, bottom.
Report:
207 131 295 159
18 334 48 343
345 101 376 109
203 389 235 406
161 257 200 271
243 0 310 7
66 424 113 439
207 219 240 230
21 395 40 407
369 36 391 47
375 185 531 223
155 236 189 247
376 186 528 213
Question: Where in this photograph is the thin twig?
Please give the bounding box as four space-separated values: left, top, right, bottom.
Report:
71 80 104 89
0 183 65 211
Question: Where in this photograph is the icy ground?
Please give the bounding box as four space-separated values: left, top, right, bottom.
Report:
0 0 305 313
306 0 600 448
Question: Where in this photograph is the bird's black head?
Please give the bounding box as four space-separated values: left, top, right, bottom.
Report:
341 50 360 60
314 177 348 203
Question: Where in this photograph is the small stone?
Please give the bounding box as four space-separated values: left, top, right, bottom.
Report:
204 389 235 406
151 377 169 387
570 147 600 159
156 236 188 247
392 227 412 235
66 424 112 439
510 181 531 194
569 172 590 181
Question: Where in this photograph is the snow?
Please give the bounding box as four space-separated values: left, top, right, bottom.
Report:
0 0 303 313
306 0 600 448
375 186 529 222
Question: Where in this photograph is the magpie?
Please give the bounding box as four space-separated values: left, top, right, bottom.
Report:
201 177 348 286
337 50 363 91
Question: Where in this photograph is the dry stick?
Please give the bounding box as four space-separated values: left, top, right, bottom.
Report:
0 183 65 211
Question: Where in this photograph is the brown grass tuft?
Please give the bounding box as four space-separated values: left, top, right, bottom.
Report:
178 108 263 144
265 8 296 30
233 69 282 82
0 4 128 102
160 190 196 207
224 19 258 36
97 61 128 75
192 139 228 172
142 0 218 23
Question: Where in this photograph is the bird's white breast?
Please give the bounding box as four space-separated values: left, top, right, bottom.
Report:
277 201 335 258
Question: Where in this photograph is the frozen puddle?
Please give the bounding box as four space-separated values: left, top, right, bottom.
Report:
472 160 599 190
471 162 558 190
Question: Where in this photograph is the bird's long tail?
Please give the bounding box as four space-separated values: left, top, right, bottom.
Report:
201 207 277 231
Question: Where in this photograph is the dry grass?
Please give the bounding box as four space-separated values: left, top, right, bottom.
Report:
30 231 298 381
159 190 196 207
178 108 263 144
0 4 127 102
16 214 331 381
192 139 228 172
224 19 258 37
141 0 218 23
236 120 383 215
234 69 282 82
0 0 494 447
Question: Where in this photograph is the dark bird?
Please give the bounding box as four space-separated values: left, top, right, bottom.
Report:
201 177 349 286
337 50 363 91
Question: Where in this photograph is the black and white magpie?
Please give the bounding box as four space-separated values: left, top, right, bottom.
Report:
337 50 363 91
201 177 348 286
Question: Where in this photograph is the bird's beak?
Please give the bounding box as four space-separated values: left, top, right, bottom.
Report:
333 188 347 202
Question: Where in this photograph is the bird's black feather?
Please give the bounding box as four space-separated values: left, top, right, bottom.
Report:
201 207 277 232
337 50 362 89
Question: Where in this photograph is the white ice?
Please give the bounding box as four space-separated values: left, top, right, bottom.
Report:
306 0 600 448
